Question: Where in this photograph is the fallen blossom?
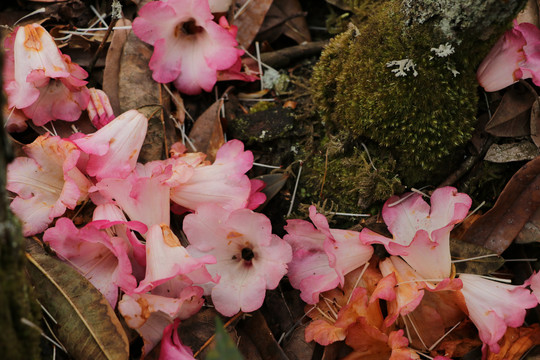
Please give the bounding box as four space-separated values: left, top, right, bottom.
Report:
169 140 259 212
360 187 471 279
184 204 292 316
132 0 243 95
477 21 540 92
344 327 420 360
134 224 215 294
3 105 29 132
284 205 373 304
7 134 92 236
92 161 173 228
159 319 196 360
525 271 540 303
43 217 137 307
73 109 148 180
118 287 204 355
3 23 89 126
87 88 115 129
459 273 538 356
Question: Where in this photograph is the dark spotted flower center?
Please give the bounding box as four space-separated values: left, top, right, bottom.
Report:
175 18 203 37
241 247 255 261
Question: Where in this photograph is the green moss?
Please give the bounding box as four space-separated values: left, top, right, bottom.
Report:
311 0 525 184
302 133 403 211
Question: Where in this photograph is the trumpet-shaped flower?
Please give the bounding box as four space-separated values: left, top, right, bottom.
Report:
93 161 172 228
132 0 243 95
169 140 258 212
135 224 215 293
87 88 115 129
477 21 540 92
184 204 292 316
459 273 538 356
118 287 204 355
7 134 92 236
73 109 148 180
284 205 374 304
360 187 471 279
3 23 89 126
43 217 138 307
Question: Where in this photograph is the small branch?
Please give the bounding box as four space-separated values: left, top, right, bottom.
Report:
260 40 328 68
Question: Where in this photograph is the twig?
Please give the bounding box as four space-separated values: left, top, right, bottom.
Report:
88 18 118 74
260 40 328 68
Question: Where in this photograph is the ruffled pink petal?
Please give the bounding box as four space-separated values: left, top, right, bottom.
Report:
7 135 91 236
170 140 254 211
118 287 204 355
93 161 171 228
43 217 137 307
73 109 148 180
459 273 538 355
246 179 266 210
159 319 196 360
525 271 540 303
184 204 291 316
135 224 215 293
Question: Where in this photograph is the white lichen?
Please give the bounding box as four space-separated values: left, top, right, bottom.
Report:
386 59 418 77
430 42 455 57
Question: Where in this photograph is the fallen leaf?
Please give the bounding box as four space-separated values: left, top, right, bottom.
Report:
188 99 225 161
516 205 540 243
460 155 540 254
232 0 274 48
450 238 504 275
530 99 540 147
206 317 244 360
256 0 311 45
484 140 539 163
236 310 288 360
254 173 289 209
486 324 540 360
485 86 535 137
25 239 129 360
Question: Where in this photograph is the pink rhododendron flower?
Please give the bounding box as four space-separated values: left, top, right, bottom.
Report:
93 161 172 228
169 140 259 212
7 134 92 236
87 88 115 129
3 105 29 132
159 319 195 360
477 21 540 92
284 205 374 304
43 217 138 307
184 204 292 316
360 187 471 279
132 0 243 95
118 287 204 355
92 203 148 279
459 273 538 356
3 23 89 126
73 109 148 180
372 256 462 327
135 224 215 293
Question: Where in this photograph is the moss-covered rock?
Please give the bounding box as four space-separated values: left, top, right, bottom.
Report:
311 0 526 184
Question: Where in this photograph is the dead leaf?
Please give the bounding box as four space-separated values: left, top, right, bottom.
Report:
460 155 540 254
254 173 289 209
484 140 539 163
256 0 311 44
530 99 540 147
516 205 540 243
103 18 131 115
485 86 535 137
450 238 504 275
236 310 288 360
232 0 274 48
25 239 129 360
188 99 225 161
486 324 540 360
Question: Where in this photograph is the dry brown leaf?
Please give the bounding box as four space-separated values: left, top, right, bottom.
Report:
232 0 274 48
103 18 131 115
188 99 225 161
450 238 504 275
530 99 540 147
460 155 540 254
256 0 311 45
485 86 535 137
236 310 288 360
486 324 540 360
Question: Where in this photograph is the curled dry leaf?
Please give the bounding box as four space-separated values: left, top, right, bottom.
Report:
232 0 274 48
486 323 540 360
188 99 225 161
256 0 311 45
25 239 129 360
450 238 504 275
460 155 540 254
485 86 535 137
